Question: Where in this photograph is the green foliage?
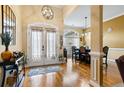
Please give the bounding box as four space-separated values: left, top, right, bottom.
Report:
0 32 12 47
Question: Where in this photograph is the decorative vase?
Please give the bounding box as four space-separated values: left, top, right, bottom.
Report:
0 32 12 61
1 47 12 61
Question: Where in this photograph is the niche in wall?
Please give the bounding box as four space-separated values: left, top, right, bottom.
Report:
1 5 16 45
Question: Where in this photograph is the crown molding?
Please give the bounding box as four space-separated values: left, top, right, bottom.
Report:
103 13 124 22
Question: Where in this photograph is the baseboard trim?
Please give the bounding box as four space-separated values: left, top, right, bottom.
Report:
89 80 100 87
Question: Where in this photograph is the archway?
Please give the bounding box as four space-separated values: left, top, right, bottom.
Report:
63 30 80 57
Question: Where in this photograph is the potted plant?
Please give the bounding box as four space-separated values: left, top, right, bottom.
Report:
0 32 12 61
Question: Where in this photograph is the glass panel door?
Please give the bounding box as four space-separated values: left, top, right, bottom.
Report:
29 28 57 66
31 30 44 62
47 31 56 59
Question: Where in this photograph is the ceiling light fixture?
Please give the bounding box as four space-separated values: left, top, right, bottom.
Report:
41 5 54 20
82 17 88 46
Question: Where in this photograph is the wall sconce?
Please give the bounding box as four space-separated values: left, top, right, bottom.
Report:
107 27 112 32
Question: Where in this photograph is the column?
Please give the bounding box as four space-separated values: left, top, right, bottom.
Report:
89 5 104 87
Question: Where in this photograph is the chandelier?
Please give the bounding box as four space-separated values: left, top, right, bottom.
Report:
41 5 54 20
82 17 88 46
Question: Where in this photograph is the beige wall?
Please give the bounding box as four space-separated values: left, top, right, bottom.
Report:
0 5 23 59
103 15 124 60
84 15 124 48
103 15 124 48
20 5 64 54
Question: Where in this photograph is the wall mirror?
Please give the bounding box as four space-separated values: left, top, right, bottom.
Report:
1 5 16 45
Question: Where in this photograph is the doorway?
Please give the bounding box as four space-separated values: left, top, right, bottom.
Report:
31 29 56 60
27 25 59 67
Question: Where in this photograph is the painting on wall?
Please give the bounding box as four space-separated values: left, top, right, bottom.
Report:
1 5 16 45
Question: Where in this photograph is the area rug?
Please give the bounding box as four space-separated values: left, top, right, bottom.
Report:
28 66 62 77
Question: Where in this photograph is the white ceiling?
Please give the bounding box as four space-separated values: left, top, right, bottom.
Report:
64 5 124 28
52 5 65 9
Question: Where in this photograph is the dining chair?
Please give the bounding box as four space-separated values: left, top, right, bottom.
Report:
103 46 109 67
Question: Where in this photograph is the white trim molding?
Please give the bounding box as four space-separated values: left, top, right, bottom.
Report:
109 48 124 51
90 51 104 87
90 52 105 57
103 13 124 22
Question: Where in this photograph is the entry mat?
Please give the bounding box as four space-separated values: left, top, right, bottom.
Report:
28 65 62 77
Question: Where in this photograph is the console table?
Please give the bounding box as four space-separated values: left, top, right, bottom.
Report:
0 55 25 87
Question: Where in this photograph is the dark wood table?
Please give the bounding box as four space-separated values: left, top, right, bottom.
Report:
0 56 25 87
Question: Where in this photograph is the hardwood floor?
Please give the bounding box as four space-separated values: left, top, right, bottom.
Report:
103 62 123 87
22 59 123 87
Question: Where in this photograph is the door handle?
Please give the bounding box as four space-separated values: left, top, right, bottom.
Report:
42 45 44 51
